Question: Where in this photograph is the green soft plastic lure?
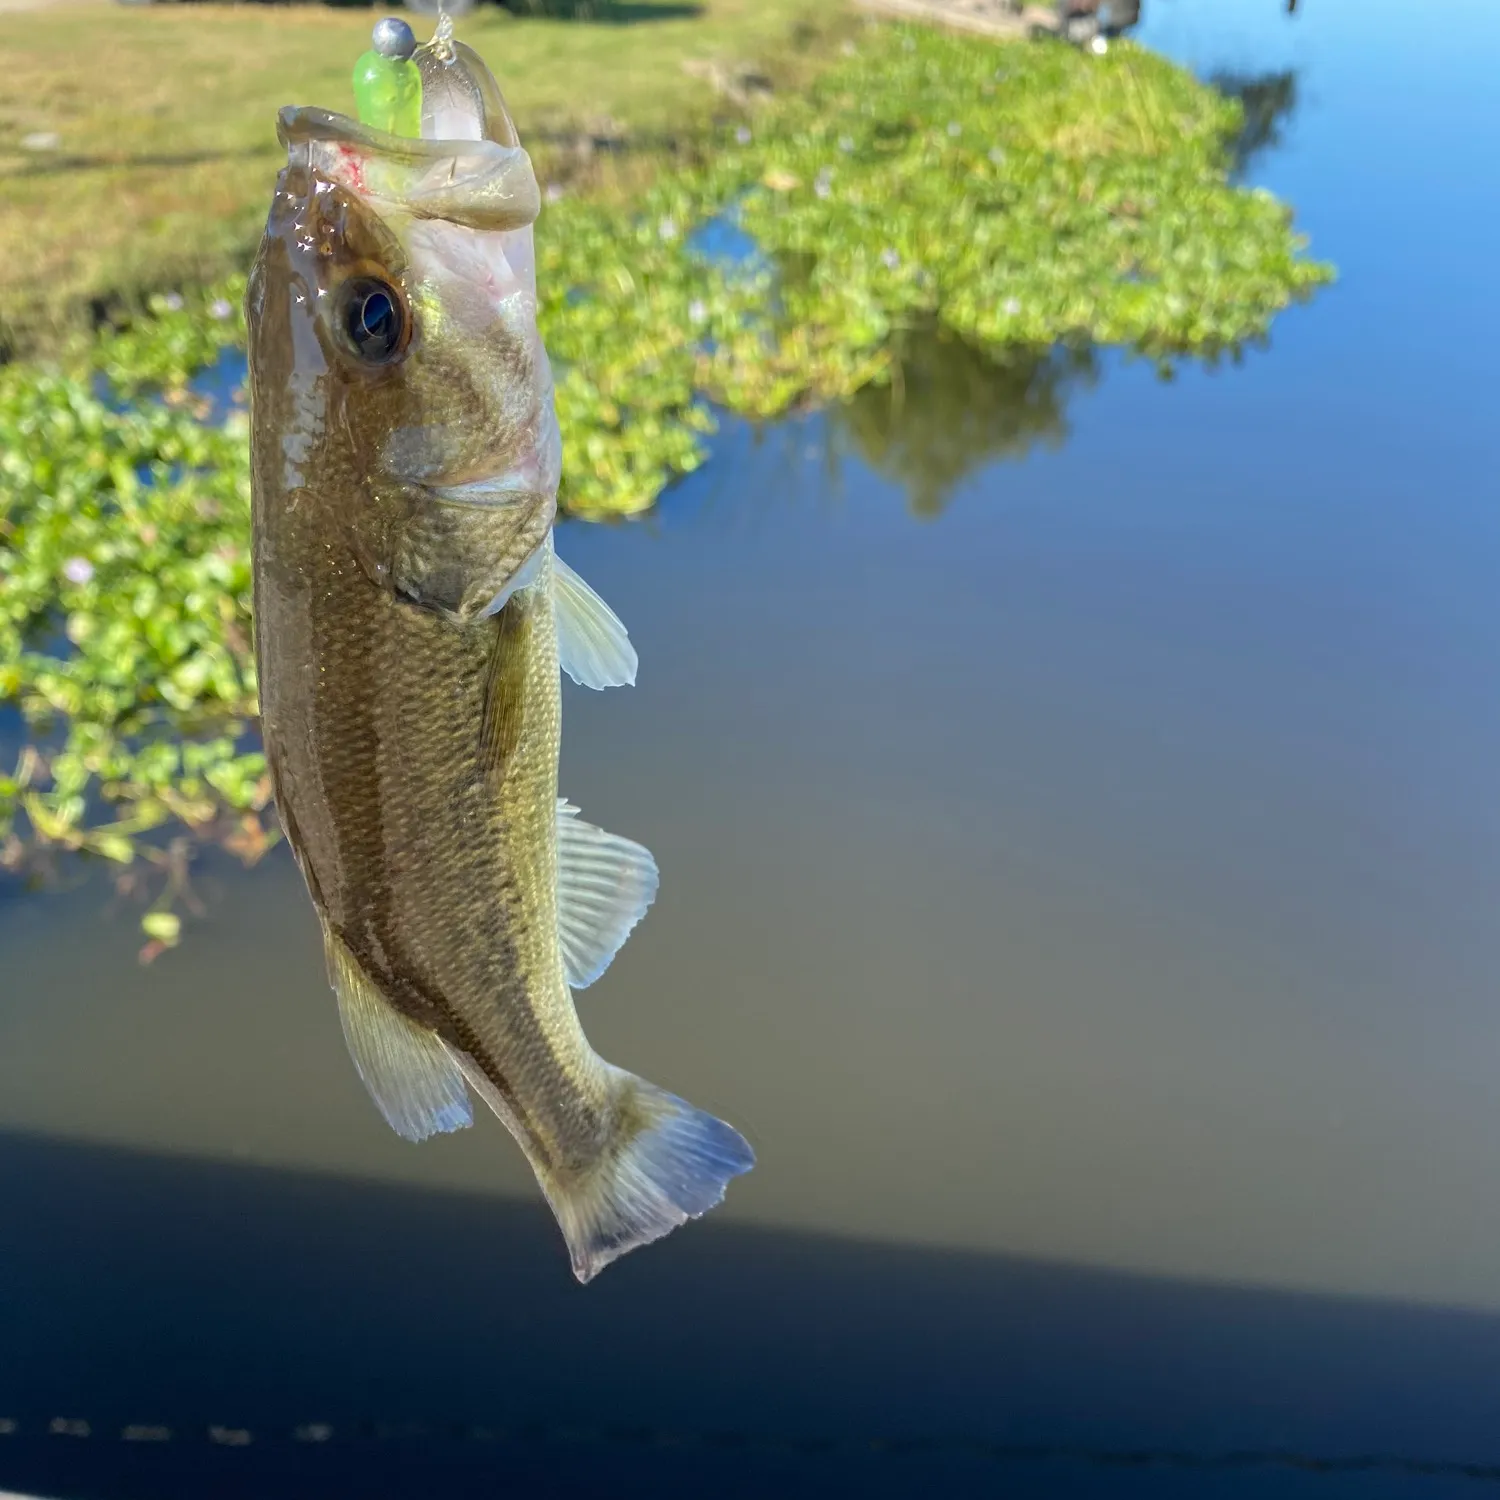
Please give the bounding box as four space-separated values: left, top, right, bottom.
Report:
351 16 422 137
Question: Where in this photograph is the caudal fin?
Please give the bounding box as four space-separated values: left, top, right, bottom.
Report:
542 1074 755 1283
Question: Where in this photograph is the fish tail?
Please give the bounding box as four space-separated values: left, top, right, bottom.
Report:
542 1071 754 1284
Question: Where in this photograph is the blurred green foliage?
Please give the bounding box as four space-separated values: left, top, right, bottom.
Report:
0 25 1333 938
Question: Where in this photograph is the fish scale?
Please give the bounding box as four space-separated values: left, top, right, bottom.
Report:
303 546 603 1167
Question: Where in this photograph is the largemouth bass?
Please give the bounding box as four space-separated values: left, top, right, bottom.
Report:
245 26 753 1282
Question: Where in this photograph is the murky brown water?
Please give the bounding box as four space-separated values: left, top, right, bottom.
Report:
3 0 1499 1495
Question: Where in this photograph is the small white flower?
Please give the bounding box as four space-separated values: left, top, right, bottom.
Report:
735 125 752 145
814 167 833 199
162 292 184 312
989 147 1006 166
947 120 961 138
209 298 234 322
880 247 900 271
1090 35 1109 55
688 299 708 325
62 557 94 586
838 135 854 154
1003 297 1021 317
658 217 678 241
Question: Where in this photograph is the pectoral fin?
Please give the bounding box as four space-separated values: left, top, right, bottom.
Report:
324 926 473 1141
477 604 528 783
556 798 659 989
553 553 637 689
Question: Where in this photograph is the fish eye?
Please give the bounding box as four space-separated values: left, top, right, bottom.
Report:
335 276 409 365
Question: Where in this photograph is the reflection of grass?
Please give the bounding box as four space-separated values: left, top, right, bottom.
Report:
831 329 1100 517
0 22 1335 935
0 0 849 355
1211 69 1299 175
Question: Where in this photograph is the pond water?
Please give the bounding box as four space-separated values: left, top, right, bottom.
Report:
3 0 1499 1495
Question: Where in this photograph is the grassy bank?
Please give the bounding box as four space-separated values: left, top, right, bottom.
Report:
0 0 850 355
0 21 1334 942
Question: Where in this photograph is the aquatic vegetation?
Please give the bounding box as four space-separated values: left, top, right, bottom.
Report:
0 351 270 887
541 27 1331 509
0 25 1333 930
751 43 1318 355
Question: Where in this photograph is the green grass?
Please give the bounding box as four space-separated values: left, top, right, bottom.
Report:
0 0 851 355
0 21 1335 946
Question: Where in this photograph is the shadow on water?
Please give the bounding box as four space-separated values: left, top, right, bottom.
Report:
3 1130 1500 1500
827 328 1102 519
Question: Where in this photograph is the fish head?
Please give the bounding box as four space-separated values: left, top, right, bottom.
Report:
247 68 559 624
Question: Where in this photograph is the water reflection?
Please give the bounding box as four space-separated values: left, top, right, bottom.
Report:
827 329 1100 517
1212 70 1300 176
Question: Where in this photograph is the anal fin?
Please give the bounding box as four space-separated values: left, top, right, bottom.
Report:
324 926 473 1142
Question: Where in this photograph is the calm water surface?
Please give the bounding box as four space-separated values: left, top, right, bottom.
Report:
2 0 1498 1494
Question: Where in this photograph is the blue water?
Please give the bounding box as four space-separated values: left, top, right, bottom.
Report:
3 1 1499 1496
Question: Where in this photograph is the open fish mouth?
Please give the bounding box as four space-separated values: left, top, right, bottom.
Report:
277 106 540 233
280 104 484 158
